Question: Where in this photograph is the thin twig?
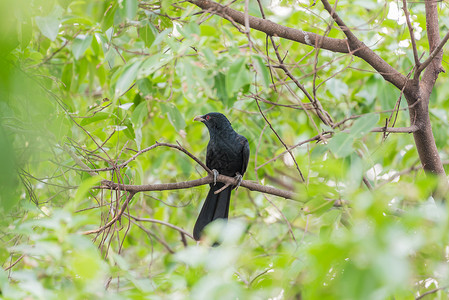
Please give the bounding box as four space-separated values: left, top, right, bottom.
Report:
131 220 175 254
61 142 210 174
4 254 25 271
402 0 420 68
416 30 449 76
256 133 329 170
255 98 305 181
127 214 194 240
82 192 136 235
416 286 448 300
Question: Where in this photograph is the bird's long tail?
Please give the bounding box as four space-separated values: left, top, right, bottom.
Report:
193 183 232 241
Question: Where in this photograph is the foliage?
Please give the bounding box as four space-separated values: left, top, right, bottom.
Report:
1 0 449 299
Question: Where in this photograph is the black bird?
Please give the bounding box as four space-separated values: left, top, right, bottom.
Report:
193 112 250 241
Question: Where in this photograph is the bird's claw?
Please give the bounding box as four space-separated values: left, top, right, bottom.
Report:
212 169 219 186
234 173 243 190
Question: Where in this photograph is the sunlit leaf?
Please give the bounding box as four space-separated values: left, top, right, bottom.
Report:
131 102 148 127
328 132 354 157
72 35 93 59
80 112 111 126
226 57 251 96
351 114 379 138
74 176 102 204
326 78 349 100
118 103 134 110
253 56 271 88
139 23 157 48
115 61 142 96
119 0 138 20
160 102 186 132
35 5 63 41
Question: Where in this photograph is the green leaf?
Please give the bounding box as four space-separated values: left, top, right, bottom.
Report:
20 19 32 49
253 56 270 88
202 48 216 64
200 24 218 37
136 78 153 95
35 5 63 41
74 176 102 204
303 197 335 215
115 61 142 96
379 83 400 110
80 112 110 126
138 54 167 77
355 76 379 105
326 78 349 100
119 0 138 20
328 132 355 158
131 102 148 127
101 2 117 32
329 115 378 158
214 72 228 104
72 35 93 60
160 103 186 132
139 23 157 48
351 114 379 138
118 103 134 110
61 63 73 91
122 119 136 140
226 57 251 96
91 33 100 56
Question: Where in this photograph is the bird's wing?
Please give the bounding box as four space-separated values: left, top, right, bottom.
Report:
240 136 250 175
206 142 214 169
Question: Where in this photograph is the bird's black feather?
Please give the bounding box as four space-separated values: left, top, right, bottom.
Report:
193 112 249 240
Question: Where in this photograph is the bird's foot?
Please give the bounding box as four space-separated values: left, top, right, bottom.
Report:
212 169 219 186
234 173 243 190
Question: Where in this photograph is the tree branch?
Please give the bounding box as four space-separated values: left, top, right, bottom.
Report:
188 0 408 91
64 142 210 174
4 254 25 271
419 0 445 101
402 0 421 70
369 125 418 133
416 30 449 77
82 191 136 235
97 174 297 200
188 0 349 51
320 0 358 42
416 286 448 300
319 0 408 91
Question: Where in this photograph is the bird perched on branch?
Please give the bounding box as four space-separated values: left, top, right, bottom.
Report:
193 112 250 241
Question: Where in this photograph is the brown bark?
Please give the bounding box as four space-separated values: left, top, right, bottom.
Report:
406 0 445 176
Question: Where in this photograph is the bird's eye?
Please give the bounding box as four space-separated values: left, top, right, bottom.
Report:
205 115 211 121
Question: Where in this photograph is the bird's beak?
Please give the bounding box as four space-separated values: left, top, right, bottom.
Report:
193 115 205 122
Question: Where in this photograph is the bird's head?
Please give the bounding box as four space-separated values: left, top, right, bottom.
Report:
193 112 232 132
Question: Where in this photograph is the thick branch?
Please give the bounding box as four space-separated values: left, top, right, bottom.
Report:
320 0 358 42
189 0 348 51
98 174 297 200
405 0 447 178
319 0 408 90
188 0 408 91
419 0 445 101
